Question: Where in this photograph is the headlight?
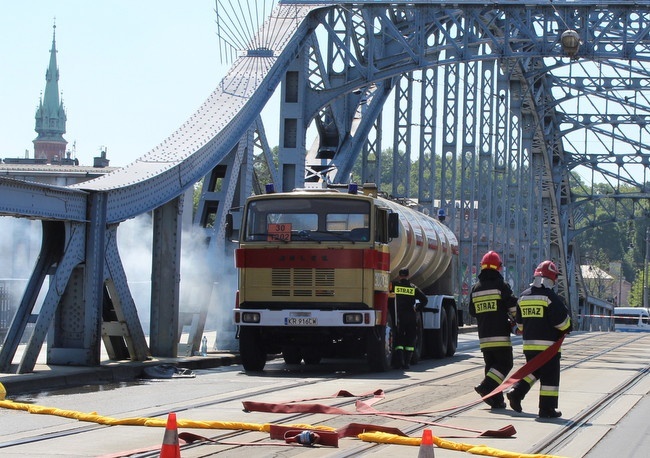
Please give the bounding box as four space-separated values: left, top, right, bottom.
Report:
242 312 261 323
343 313 363 324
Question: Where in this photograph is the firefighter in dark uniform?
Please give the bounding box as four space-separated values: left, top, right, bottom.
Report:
389 268 428 369
507 260 572 418
469 251 518 409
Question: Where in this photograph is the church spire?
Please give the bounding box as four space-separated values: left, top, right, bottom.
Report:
33 20 67 163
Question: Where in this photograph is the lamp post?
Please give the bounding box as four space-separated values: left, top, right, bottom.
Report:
619 264 624 306
643 227 650 308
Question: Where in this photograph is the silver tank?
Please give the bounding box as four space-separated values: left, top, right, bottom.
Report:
379 198 458 292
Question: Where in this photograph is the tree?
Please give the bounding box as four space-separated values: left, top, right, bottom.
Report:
629 269 646 308
192 180 203 216
253 146 278 189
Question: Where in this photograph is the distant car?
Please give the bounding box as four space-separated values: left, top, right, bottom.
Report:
614 307 650 332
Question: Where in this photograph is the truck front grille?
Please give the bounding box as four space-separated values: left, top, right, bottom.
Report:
271 268 335 297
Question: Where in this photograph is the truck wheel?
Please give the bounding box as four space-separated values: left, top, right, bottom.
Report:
446 305 458 357
429 306 449 358
239 327 267 371
302 348 322 365
282 346 302 364
366 313 394 371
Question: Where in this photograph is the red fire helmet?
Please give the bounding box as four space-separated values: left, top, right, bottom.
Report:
480 251 502 271
533 260 559 281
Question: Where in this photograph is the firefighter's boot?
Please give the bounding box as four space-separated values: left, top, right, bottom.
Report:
402 351 412 369
475 380 505 409
507 384 529 413
507 378 533 413
394 349 404 369
538 408 562 418
475 384 496 408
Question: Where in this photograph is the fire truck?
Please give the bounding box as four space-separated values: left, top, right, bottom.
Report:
232 183 459 372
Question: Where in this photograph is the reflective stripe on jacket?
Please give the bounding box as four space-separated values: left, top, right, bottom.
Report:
517 287 571 347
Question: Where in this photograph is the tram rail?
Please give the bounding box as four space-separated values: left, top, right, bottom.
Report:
0 332 648 457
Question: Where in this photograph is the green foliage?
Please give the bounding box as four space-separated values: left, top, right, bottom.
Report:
253 146 278 189
628 269 646 308
573 180 650 299
192 180 203 217
351 147 444 197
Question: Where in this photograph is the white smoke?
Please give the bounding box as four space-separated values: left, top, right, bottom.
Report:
116 200 239 352
178 225 239 351
114 214 153 333
0 216 44 340
0 200 238 354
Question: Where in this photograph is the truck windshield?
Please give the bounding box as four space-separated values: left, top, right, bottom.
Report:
244 197 371 242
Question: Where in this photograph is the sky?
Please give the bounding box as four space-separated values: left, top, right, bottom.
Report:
0 1 234 167
1 1 645 185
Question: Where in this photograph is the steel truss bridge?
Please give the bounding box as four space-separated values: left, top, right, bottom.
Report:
1 0 649 373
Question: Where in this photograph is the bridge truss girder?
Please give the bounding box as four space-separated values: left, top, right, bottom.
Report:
252 1 650 323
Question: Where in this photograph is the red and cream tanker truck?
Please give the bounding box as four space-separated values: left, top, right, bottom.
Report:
233 183 459 372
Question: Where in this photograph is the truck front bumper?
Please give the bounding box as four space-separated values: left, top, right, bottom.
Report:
233 309 379 327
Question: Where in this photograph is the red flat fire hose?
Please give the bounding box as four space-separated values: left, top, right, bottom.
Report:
178 423 409 448
242 337 565 439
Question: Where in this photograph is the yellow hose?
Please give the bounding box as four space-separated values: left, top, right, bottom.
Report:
1 399 564 457
358 431 568 458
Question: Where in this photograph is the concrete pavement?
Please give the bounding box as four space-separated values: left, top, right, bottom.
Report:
1 326 477 397
0 352 239 398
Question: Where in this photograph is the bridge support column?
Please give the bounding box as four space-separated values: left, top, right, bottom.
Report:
150 196 183 357
48 194 106 367
278 58 308 191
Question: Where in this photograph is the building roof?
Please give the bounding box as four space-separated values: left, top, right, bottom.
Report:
580 264 614 280
0 163 118 178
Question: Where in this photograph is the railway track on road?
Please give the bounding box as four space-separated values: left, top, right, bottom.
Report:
1 332 648 457
530 332 650 457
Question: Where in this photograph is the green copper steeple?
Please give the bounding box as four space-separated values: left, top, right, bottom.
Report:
33 21 67 162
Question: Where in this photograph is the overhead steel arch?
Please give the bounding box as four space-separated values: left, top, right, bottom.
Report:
243 1 650 324
68 4 325 224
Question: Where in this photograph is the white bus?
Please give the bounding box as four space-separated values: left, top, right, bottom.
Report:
614 307 650 332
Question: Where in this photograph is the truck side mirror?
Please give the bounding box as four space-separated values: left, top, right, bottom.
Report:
388 213 399 238
225 213 233 239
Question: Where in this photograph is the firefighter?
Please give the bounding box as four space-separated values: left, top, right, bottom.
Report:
469 251 518 409
390 268 428 369
507 260 572 418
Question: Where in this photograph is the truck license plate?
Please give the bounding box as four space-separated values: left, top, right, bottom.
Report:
285 317 317 326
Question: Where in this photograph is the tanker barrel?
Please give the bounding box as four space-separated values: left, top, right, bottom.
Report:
381 198 458 292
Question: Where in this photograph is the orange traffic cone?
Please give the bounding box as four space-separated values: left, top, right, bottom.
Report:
418 428 435 457
160 412 181 458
